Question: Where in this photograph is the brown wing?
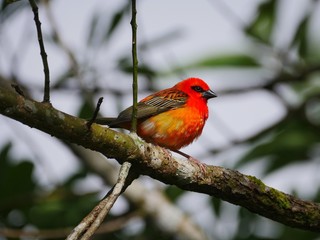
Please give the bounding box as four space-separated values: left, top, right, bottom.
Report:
109 89 188 127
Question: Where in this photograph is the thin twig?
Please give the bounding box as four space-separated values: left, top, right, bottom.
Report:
11 84 25 97
86 97 103 129
81 162 133 239
66 162 136 240
130 0 138 132
42 0 79 77
28 0 50 103
0 211 139 239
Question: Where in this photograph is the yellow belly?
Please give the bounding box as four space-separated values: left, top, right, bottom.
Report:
138 107 206 150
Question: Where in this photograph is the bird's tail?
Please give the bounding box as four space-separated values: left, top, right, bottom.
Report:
94 117 117 126
94 117 131 129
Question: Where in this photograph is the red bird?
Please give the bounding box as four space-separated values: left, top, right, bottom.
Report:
96 77 216 161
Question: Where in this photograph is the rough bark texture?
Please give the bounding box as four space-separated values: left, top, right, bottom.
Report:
0 84 319 232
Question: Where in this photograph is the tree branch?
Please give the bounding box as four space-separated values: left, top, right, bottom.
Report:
28 0 50 103
130 0 139 132
0 85 319 232
70 145 208 240
67 162 137 240
0 212 138 239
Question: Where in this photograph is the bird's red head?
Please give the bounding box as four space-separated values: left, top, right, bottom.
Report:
174 77 217 102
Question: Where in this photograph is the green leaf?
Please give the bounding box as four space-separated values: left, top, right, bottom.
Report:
139 29 183 51
87 12 100 46
1 0 26 21
290 15 310 58
87 2 130 47
63 168 88 189
29 191 98 228
77 99 96 119
279 223 320 240
51 68 75 89
103 3 130 41
189 54 260 68
167 54 260 74
118 56 156 77
237 116 320 173
1 0 22 10
245 0 276 44
210 198 222 218
0 143 37 214
165 186 185 202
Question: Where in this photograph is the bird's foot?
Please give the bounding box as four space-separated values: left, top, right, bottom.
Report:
187 156 207 173
173 150 206 173
163 148 173 159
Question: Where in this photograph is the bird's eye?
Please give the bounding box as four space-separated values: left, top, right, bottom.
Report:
191 86 204 92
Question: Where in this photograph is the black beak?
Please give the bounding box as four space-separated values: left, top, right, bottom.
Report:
202 89 217 99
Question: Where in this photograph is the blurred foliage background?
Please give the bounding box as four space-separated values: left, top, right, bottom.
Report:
1 0 320 239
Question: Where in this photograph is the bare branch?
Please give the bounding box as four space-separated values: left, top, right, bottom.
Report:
28 0 50 103
130 0 139 132
67 162 137 240
0 212 138 239
86 97 104 129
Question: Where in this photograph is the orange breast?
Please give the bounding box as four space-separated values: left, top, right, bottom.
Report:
137 107 207 150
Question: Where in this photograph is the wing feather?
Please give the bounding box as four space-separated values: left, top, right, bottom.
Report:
110 89 188 126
